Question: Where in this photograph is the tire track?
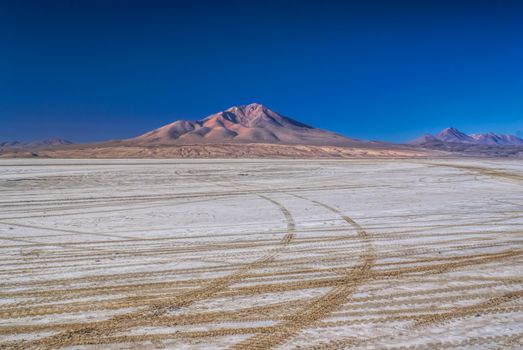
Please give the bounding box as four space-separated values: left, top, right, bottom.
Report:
3 160 523 349
9 193 296 350
420 162 523 186
412 290 523 328
229 195 377 349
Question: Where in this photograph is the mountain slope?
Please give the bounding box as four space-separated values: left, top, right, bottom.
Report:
408 134 441 145
434 127 476 143
129 103 360 146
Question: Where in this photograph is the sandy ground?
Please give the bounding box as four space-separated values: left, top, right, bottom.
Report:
0 158 522 349
0 143 432 159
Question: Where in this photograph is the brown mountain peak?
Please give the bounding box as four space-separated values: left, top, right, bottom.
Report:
131 103 357 146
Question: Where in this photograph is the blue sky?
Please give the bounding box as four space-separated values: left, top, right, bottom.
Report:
1 0 522 142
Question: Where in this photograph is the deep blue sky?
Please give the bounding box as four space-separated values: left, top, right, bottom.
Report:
2 0 523 143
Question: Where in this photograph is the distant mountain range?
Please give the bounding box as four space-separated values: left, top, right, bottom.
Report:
1 107 522 158
0 104 425 158
410 127 523 146
0 138 73 149
129 103 362 146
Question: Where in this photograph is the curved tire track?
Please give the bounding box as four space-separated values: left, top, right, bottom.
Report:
10 194 296 350
229 195 376 349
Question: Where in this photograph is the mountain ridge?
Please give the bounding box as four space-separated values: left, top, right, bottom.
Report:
0 138 73 149
5 107 522 158
410 127 523 146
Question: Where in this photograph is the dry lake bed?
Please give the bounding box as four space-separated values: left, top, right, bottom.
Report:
1 158 523 349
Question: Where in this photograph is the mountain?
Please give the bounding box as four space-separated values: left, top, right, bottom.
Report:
408 127 523 158
434 127 476 143
28 138 74 147
0 138 73 149
0 141 23 148
410 127 523 147
129 103 360 146
469 133 523 146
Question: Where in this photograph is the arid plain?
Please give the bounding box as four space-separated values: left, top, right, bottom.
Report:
1 159 523 349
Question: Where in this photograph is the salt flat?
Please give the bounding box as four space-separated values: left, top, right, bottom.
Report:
0 158 522 349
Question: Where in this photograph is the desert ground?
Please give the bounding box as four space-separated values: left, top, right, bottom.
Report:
1 158 522 349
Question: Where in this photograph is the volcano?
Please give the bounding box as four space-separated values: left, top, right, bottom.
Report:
129 103 359 146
